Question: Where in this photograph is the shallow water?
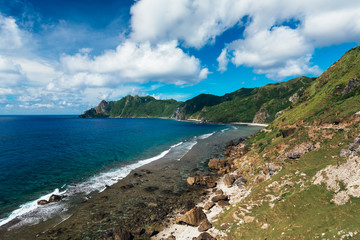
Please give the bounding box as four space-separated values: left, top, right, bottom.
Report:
0 118 262 239
0 116 226 226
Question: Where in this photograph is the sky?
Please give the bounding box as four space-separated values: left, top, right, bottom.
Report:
0 0 359 114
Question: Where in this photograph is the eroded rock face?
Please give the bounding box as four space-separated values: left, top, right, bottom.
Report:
287 143 315 159
313 135 360 205
252 108 269 124
176 207 207 226
342 77 360 95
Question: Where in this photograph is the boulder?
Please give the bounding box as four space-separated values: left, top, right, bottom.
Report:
176 207 207 226
198 218 212 232
37 200 48 205
187 175 216 188
49 194 64 203
215 189 223 195
223 174 235 187
167 235 176 240
211 195 228 202
217 200 230 208
187 177 196 186
208 158 221 170
113 227 133 240
203 202 215 210
193 232 216 240
199 175 215 188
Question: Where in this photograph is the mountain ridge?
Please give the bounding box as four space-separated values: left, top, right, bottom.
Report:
80 76 315 124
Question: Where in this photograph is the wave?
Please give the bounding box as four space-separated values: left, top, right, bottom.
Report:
0 188 67 229
0 130 217 229
198 131 215 139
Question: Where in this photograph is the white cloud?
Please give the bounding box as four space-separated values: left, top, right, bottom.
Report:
303 8 360 46
0 14 23 50
221 26 321 79
130 0 249 48
60 40 208 86
0 55 26 87
130 0 360 79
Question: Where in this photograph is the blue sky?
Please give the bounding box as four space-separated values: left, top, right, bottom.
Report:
0 0 359 114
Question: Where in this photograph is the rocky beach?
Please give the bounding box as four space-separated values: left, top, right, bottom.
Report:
0 125 263 240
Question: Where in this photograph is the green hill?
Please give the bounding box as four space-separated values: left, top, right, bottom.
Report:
80 78 314 123
213 46 360 239
79 95 181 118
177 76 314 123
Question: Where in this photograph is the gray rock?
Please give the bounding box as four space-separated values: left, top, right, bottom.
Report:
223 174 235 187
342 77 360 95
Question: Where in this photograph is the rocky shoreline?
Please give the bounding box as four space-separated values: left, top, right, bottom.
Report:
0 127 263 240
152 139 255 240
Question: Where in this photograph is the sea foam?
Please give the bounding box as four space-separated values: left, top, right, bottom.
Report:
0 131 216 229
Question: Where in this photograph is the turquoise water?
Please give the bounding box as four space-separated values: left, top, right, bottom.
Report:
0 116 227 226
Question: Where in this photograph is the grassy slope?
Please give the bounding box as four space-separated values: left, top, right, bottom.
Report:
80 95 182 118
214 47 360 239
192 77 314 123
108 95 181 118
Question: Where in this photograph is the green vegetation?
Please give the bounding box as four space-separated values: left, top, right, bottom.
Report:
194 77 314 123
213 46 360 239
80 77 314 123
79 95 181 118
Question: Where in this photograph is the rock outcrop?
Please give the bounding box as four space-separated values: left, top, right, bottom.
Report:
342 77 360 95
187 175 216 188
176 207 207 226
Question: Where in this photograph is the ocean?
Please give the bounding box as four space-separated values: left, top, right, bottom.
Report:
0 115 262 231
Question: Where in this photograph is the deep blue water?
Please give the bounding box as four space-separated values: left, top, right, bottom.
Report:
0 115 226 221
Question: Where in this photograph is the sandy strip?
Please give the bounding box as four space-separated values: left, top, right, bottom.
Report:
230 122 269 127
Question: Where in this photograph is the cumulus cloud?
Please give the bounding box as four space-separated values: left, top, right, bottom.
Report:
130 0 360 79
130 0 249 48
221 26 321 78
0 55 26 87
0 14 23 50
60 40 208 86
215 0 360 78
303 8 360 46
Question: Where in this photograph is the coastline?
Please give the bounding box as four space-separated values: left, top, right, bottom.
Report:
0 124 264 240
80 115 268 127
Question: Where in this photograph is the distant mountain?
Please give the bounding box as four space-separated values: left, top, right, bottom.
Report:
175 76 314 123
80 77 315 123
79 95 181 118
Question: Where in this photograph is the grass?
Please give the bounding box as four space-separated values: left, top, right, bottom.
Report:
212 46 360 239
